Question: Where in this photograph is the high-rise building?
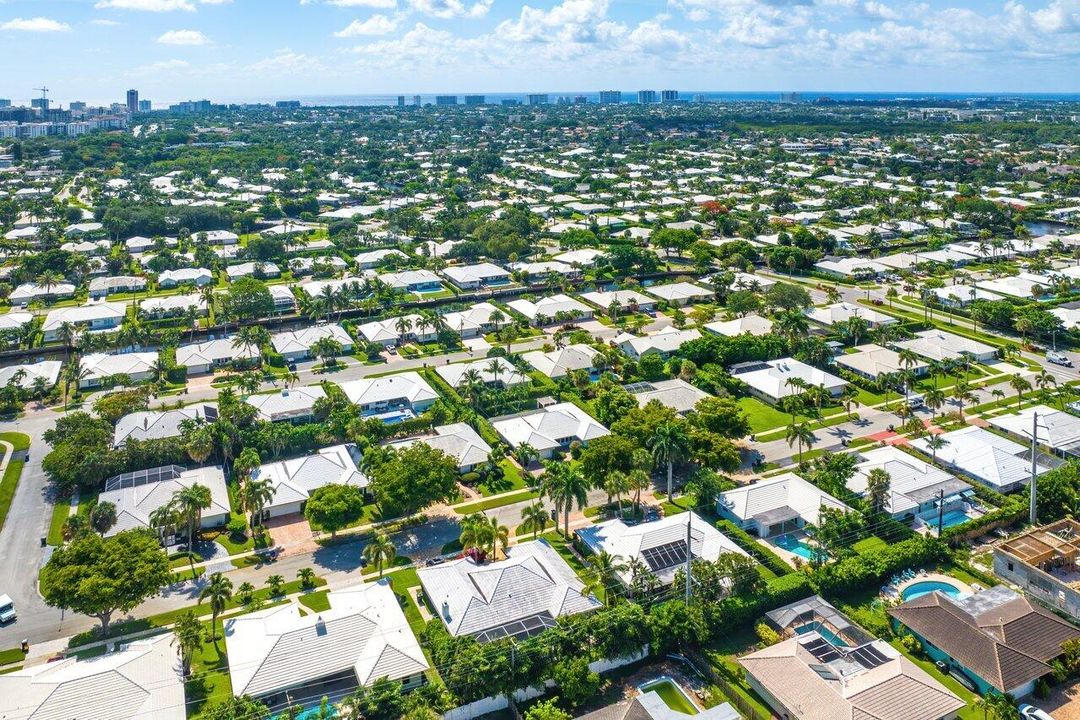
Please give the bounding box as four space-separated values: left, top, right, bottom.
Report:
574 96 587 105
599 90 621 104
435 95 458 106
31 98 49 112
464 95 485 106
126 89 139 114
138 100 152 112
527 94 548 106
69 101 87 112
692 94 707 104
275 100 300 109
637 90 657 104
500 99 520 106
661 90 679 103
397 95 406 107
779 92 802 104
412 95 422 106
0 99 10 109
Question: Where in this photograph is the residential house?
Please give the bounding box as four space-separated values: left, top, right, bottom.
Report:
643 282 713 307
579 289 656 314
354 248 408 269
79 351 158 388
436 357 527 389
226 261 281 281
813 256 889 280
577 512 749 587
98 464 230 538
705 315 774 338
270 324 354 362
834 343 928 381
889 584 1080 698
224 580 428 705
376 269 444 294
850 446 974 526
805 302 896 329
625 379 711 414
717 473 850 538
492 402 609 458
246 386 327 423
728 358 847 403
176 337 259 374
507 294 593 326
0 360 61 390
994 519 1080 621
417 539 601 641
89 275 146 298
440 302 506 338
615 327 701 360
891 329 998 363
989 405 1080 456
113 404 217 446
509 260 579 281
9 281 77 304
250 444 368 518
441 262 512 290
140 293 207 319
912 426 1057 493
42 302 126 341
157 267 214 288
338 372 439 420
521 344 601 379
387 422 492 473
357 314 437 347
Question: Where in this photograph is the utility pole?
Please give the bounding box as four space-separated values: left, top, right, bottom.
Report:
1030 410 1039 525
684 511 692 603
937 489 945 536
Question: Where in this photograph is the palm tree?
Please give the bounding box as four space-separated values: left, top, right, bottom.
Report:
542 462 590 537
35 270 64 298
520 503 549 539
1009 373 1032 410
648 421 690 502
924 387 946 418
925 433 949 463
485 515 509 559
171 611 204 677
89 501 118 537
394 315 413 346
232 325 268 361
363 532 397 577
240 476 274 537
865 468 891 514
628 468 652 515
585 551 626 605
173 483 212 566
62 513 90 541
185 425 215 465
458 513 490 551
199 572 233 647
457 368 485 408
513 443 539 473
149 502 178 540
604 470 631 517
786 423 816 464
297 567 317 589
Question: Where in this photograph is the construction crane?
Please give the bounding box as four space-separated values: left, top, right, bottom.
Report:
33 86 49 112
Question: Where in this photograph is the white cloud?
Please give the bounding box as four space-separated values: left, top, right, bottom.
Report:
157 28 211 44
324 0 397 7
496 0 611 42
245 49 327 75
95 0 195 10
129 58 191 76
335 14 399 36
0 17 71 32
90 18 122 25
408 0 492 19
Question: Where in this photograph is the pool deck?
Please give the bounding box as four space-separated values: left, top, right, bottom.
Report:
895 572 973 599
761 533 817 568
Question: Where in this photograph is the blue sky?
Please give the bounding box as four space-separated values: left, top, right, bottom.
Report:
0 0 1077 105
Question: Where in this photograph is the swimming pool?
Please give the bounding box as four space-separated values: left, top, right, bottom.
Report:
273 705 337 720
902 580 964 602
795 622 849 647
932 510 972 529
368 408 416 424
638 678 698 716
774 534 818 560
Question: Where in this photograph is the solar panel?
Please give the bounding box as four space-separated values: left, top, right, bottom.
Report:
802 636 842 663
849 643 889 670
474 613 557 643
641 540 689 572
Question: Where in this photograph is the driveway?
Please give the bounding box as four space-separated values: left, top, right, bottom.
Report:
1043 682 1080 720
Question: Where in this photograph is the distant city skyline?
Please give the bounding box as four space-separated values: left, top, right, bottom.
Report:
0 0 1078 104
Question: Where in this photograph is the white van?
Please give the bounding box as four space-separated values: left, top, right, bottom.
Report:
0 594 15 624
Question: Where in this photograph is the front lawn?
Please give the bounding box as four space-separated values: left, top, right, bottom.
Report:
455 488 539 514
475 459 531 497
737 397 794 434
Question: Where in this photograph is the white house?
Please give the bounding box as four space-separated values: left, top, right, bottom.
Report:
375 269 444 294
627 378 711 414
615 327 701 359
176 337 259 374
356 314 437 347
441 262 511 290
705 315 774 338
387 422 492 473
113 404 217 446
437 357 527 389
354 248 408 269
507 294 593 326
270 324 354 361
89 275 146 298
79 351 158 388
9 281 76 304
833 344 928 381
440 302 507 338
492 402 609 458
42 302 126 341
140 293 206 319
577 512 749 587
805 302 896 329
913 426 1056 493
224 579 428 703
521 344 601 378
98 464 231 538
813 257 889 279
338 372 438 419
579 289 656 313
157 267 214 288
0 360 61 390
509 260 579 281
0 634 186 720
226 261 281 280
989 405 1080 455
251 444 367 518
850 446 973 524
891 329 997 363
729 358 847 403
644 282 713 306
417 539 601 640
245 386 327 423
717 473 850 538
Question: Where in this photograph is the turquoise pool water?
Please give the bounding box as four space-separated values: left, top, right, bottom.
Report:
902 580 963 601
936 510 972 528
273 706 337 720
795 622 849 647
775 534 817 560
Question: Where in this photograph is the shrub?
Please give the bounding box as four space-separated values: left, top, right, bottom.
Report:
810 536 949 597
266 351 285 368
715 518 792 577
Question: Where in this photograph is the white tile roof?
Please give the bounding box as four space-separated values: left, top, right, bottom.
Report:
418 539 601 637
338 371 438 408
251 444 368 512
441 302 504 335
0 311 33 332
834 344 927 379
225 579 428 697
615 327 701 358
113 404 217 446
0 634 185 720
913 426 1052 492
376 268 442 290
98 465 230 536
176 337 258 369
437 357 527 388
0 360 61 390
507 294 592 322
521 344 600 378
805 302 895 328
157 268 213 286
731 358 846 401
492 402 609 453
705 314 774 337
850 446 969 515
891 329 996 362
628 379 711 414
989 405 1080 452
643 282 712 303
270 324 354 355
357 314 437 344
245 386 327 422
579 289 655 310
441 262 510 286
577 512 749 586
387 422 492 470
509 260 577 276
718 473 850 527
81 352 158 382
42 302 126 334
139 293 205 316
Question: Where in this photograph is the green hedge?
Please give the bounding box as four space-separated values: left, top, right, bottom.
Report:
165 366 187 384
941 495 1027 544
715 519 792 577
810 536 950 597
266 351 285 368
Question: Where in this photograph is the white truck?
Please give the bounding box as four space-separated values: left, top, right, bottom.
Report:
0 594 15 624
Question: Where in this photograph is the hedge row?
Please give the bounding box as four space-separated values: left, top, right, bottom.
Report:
941 495 1027 544
715 518 793 577
810 535 950 597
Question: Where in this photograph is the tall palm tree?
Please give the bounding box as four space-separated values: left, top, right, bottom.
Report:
485 515 509 559
173 483 212 566
363 532 397 577
648 422 690 502
185 425 215 465
925 433 949 463
542 462 590 537
171 611 203 677
149 502 179 540
199 572 233 647
628 468 652 515
1009 373 1032 410
865 468 891 514
786 423 816 465
604 471 631 517
520 503 549 539
924 387 946 418
458 513 490 550
585 551 626 605
240 476 274 537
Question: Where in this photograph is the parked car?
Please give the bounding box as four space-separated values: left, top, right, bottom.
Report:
1020 704 1053 720
0 594 16 624
1047 351 1073 367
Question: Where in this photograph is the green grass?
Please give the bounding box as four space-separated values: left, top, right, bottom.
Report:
362 555 412 577
0 647 26 667
46 498 71 546
0 460 24 536
736 397 793 434
0 432 31 452
852 536 888 555
185 626 233 718
475 459 531 497
298 589 330 613
455 489 540 514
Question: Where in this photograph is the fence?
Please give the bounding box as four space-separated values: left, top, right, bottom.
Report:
685 649 774 720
